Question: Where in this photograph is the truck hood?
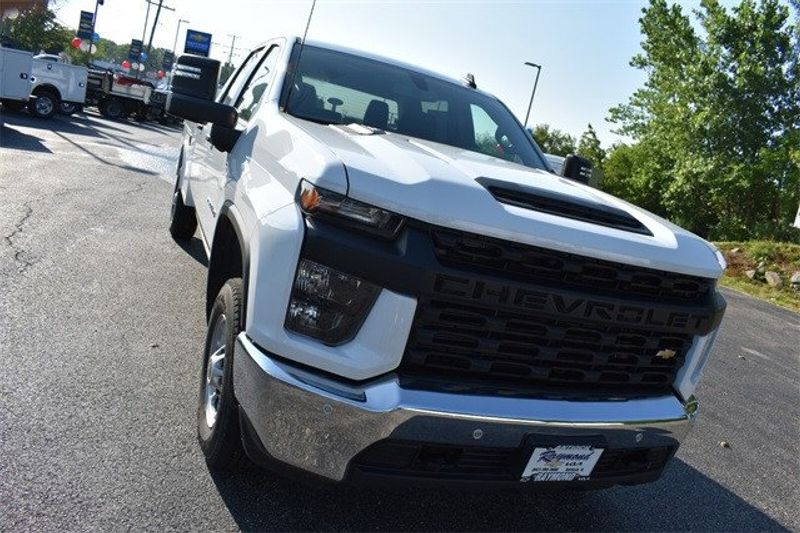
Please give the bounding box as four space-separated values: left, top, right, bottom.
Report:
291 119 723 279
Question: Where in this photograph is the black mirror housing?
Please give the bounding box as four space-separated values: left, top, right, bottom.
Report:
209 123 241 153
166 93 237 127
171 54 219 101
562 154 593 185
166 54 238 127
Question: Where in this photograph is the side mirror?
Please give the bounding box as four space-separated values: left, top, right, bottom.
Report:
209 123 241 153
166 55 237 127
561 154 593 185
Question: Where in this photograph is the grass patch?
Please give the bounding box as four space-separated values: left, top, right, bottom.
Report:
715 241 800 312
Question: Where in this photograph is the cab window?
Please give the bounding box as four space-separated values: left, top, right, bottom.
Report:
219 48 263 107
234 46 280 124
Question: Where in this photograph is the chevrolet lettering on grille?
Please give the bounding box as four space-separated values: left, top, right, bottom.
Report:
433 274 713 333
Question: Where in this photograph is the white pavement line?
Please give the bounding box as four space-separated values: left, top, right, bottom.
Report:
740 347 772 361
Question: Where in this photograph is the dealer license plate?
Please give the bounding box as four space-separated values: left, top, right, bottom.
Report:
521 445 604 482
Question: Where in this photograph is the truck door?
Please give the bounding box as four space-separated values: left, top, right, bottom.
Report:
191 47 263 244
200 44 281 242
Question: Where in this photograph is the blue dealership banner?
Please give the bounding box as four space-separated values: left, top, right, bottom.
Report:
184 30 212 57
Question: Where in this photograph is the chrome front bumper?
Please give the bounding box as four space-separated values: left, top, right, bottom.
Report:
234 333 697 482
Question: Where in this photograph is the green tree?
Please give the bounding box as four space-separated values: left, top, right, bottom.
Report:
219 62 235 85
531 124 576 156
5 6 71 54
608 0 800 240
576 123 606 170
602 141 672 216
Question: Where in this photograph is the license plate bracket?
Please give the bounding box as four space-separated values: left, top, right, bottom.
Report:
521 445 604 482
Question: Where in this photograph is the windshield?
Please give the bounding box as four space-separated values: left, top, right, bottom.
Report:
285 46 548 170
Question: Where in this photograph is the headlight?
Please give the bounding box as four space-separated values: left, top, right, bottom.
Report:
709 243 727 271
285 259 379 345
298 181 405 239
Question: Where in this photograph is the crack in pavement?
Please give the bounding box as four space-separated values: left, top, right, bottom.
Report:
3 202 36 273
124 181 147 195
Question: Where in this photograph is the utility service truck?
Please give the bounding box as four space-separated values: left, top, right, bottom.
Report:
0 48 87 118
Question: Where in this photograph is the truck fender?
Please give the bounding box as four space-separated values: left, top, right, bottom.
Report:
31 83 61 101
206 202 250 329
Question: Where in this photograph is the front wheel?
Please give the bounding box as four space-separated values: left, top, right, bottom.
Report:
28 90 58 119
197 278 248 470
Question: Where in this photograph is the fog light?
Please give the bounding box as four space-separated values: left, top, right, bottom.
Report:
285 260 379 345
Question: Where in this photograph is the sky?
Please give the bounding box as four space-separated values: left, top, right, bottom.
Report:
49 0 742 147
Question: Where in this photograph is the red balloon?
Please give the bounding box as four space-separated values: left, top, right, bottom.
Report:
121 60 131 69
70 37 82 49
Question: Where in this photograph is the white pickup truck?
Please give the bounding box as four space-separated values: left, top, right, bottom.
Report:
166 38 727 489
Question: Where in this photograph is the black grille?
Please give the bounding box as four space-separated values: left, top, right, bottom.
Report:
394 226 717 396
402 295 693 395
352 440 672 482
431 228 712 303
487 185 652 235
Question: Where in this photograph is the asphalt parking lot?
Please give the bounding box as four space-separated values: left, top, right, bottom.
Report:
1 110 798 532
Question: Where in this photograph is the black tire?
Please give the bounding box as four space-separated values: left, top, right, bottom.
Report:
197 278 248 470
58 102 81 115
169 158 197 240
1 99 26 112
28 89 58 119
100 97 124 119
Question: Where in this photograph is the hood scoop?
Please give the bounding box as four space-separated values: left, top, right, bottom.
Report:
477 177 652 236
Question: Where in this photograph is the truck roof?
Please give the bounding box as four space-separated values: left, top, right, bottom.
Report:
276 36 493 97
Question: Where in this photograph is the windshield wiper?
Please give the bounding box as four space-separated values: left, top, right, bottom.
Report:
287 111 341 126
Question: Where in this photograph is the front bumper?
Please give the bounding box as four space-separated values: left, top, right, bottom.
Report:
234 334 697 487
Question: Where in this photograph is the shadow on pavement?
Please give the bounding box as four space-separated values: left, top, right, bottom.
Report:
49 130 159 176
209 458 785 531
176 236 208 267
0 122 53 153
1 109 105 139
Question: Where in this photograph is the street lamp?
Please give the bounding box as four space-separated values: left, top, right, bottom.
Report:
172 18 190 56
523 61 542 128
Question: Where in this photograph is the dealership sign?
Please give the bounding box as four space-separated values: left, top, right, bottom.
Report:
128 39 143 62
77 11 95 39
184 30 212 57
162 51 175 71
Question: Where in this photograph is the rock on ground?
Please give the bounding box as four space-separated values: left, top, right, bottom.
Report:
764 271 783 288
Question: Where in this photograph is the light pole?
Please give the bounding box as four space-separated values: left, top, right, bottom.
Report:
167 18 189 86
172 18 190 56
226 34 238 67
523 61 542 128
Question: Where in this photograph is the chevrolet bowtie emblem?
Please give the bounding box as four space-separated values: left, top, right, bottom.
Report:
656 349 676 360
